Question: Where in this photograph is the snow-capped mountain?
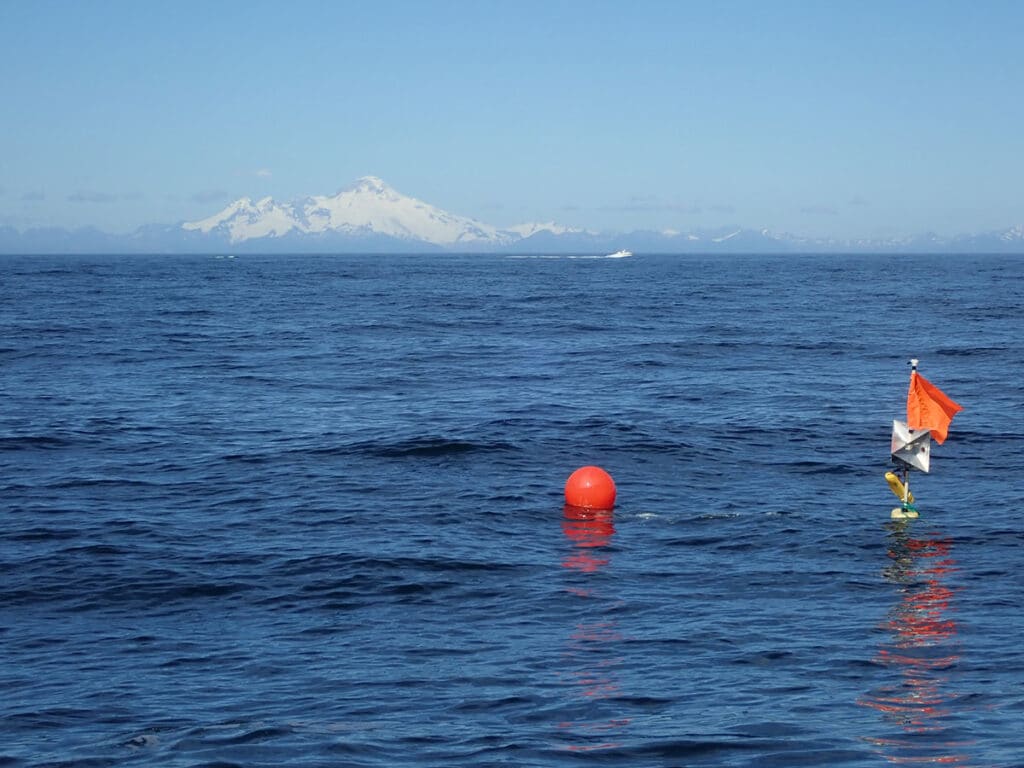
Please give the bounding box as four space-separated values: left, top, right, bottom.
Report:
184 196 299 241
2 176 1022 254
173 177 1024 254
183 176 526 247
998 224 1024 242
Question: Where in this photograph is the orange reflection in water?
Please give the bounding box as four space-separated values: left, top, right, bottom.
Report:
562 505 615 573
557 504 630 751
859 522 976 766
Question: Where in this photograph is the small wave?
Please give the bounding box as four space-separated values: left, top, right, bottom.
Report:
50 477 161 489
0 435 72 451
935 346 1009 356
2 526 81 542
173 723 293 749
156 308 217 318
277 553 523 579
357 436 518 458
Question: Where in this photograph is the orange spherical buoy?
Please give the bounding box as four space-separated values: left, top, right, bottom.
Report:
564 465 616 510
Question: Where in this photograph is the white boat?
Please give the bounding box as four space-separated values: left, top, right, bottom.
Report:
606 249 632 258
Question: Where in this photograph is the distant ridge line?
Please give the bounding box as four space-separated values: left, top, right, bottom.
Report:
2 177 1023 254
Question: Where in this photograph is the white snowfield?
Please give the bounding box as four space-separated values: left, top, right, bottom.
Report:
183 176 577 246
504 221 590 238
1001 224 1024 241
182 177 1024 250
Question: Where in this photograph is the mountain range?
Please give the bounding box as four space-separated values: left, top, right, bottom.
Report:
2 176 1023 254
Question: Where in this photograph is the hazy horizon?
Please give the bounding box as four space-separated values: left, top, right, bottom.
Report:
2 1 1022 239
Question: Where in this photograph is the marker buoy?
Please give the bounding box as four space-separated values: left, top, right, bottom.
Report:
564 466 616 510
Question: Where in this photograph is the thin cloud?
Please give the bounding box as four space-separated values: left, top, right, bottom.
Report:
848 196 870 207
800 205 839 216
21 191 46 202
600 199 703 215
68 190 118 204
67 190 143 204
255 169 272 178
191 189 229 205
0 213 37 228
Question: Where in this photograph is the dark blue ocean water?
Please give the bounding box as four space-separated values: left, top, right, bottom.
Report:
2 252 1023 767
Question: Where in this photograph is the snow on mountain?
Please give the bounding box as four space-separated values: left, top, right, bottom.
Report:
183 196 299 241
503 221 592 238
183 176 514 246
180 176 1024 253
298 176 510 244
658 228 701 240
10 177 1019 254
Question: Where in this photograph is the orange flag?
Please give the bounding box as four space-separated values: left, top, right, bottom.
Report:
907 372 963 444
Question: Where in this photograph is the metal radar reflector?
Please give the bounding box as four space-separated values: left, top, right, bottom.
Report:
890 419 931 473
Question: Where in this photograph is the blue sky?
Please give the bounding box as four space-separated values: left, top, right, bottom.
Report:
2 0 1022 238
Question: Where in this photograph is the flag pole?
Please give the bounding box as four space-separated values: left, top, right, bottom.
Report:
904 358 918 504
890 356 961 520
